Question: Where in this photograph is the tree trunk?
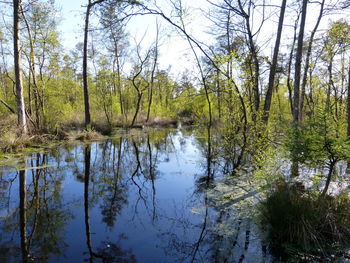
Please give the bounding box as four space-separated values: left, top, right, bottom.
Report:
82 0 108 128
111 33 124 117
116 55 124 117
27 73 32 116
180 14 212 126
146 23 159 123
21 7 41 129
13 0 28 135
238 0 260 118
262 0 287 123
321 160 336 196
291 1 308 178
346 64 350 175
83 1 92 128
146 77 154 123
226 10 234 114
216 68 222 120
286 17 299 115
327 55 334 111
131 93 142 127
299 0 325 121
293 0 308 123
347 65 350 139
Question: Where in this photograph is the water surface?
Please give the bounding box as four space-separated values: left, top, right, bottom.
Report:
0 128 270 263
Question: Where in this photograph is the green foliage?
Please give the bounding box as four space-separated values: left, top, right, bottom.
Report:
285 109 350 167
325 20 350 52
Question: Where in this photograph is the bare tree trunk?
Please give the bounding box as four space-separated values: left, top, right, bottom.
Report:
299 0 325 121
27 72 32 116
82 0 108 128
177 1 212 126
347 65 350 140
14 0 28 135
21 6 41 130
237 0 260 120
327 55 334 111
111 33 125 117
83 1 92 128
226 10 234 114
291 0 308 178
321 160 336 196
286 17 299 115
131 93 142 127
146 23 159 123
293 0 308 123
262 0 287 124
346 65 350 171
216 68 222 120
130 66 147 128
146 71 154 122
115 55 124 117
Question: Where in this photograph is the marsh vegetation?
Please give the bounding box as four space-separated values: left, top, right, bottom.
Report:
2 0 350 262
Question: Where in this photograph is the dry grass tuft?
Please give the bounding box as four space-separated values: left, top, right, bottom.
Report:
75 130 102 141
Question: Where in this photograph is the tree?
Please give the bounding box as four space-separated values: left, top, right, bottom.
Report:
293 0 308 123
321 20 350 116
348 64 350 142
291 0 308 177
299 0 325 121
83 0 107 128
172 0 213 125
236 0 262 119
99 1 130 119
262 0 287 124
13 0 28 135
20 0 60 129
146 21 159 123
130 43 151 127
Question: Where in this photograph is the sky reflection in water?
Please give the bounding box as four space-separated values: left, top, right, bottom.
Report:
0 128 269 263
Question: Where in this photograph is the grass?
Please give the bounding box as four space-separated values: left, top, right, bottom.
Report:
0 114 104 154
0 112 195 155
258 179 350 261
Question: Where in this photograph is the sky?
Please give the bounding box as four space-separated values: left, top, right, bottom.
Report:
32 0 350 80
55 0 230 82
56 0 212 78
57 0 86 50
0 0 348 75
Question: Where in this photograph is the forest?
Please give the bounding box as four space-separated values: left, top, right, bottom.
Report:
2 0 350 262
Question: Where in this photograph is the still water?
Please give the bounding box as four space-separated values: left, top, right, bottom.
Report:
0 128 271 263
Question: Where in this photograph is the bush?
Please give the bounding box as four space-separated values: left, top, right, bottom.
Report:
259 180 350 260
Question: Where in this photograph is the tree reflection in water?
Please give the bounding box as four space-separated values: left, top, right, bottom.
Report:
148 127 211 262
19 168 28 263
84 143 136 263
0 128 276 262
0 153 72 262
100 138 127 228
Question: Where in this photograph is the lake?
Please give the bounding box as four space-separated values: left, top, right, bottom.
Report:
0 127 273 263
